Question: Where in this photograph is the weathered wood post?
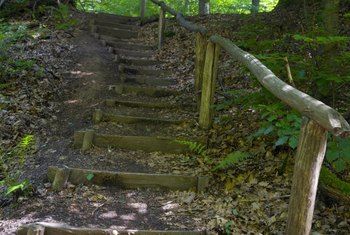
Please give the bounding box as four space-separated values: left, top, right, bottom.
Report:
286 118 328 235
158 7 166 50
195 32 208 109
199 41 220 129
26 224 45 235
140 0 147 20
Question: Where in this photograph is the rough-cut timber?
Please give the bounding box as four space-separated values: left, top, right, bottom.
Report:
111 84 178 97
121 74 176 86
93 20 140 30
47 167 209 192
209 35 350 137
105 40 155 51
117 57 163 66
194 33 208 107
105 99 183 109
93 110 186 125
199 42 220 129
110 48 153 58
286 118 328 235
93 13 140 25
74 131 192 153
96 26 138 39
18 223 207 235
52 167 70 191
123 66 171 76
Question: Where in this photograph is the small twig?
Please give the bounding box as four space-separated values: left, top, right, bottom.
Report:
284 57 295 87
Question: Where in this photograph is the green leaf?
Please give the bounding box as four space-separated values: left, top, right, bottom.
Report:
86 173 94 181
275 136 289 147
288 136 299 149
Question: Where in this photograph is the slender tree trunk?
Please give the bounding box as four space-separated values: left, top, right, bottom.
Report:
199 0 209 16
251 0 260 13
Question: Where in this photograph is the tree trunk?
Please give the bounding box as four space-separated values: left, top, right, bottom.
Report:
251 0 260 14
199 0 209 16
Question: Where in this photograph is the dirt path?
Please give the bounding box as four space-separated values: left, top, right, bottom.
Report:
0 20 205 234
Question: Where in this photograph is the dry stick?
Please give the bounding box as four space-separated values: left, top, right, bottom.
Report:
284 57 295 87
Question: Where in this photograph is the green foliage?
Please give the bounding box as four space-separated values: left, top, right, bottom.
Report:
252 103 301 149
320 167 350 195
86 172 94 181
326 138 350 173
213 151 250 171
53 4 78 30
176 140 206 156
77 0 278 16
0 134 35 196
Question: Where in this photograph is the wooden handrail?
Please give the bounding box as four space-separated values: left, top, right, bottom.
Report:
148 1 350 137
145 1 350 234
209 35 350 137
150 0 208 34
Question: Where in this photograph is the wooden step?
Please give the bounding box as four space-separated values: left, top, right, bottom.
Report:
47 166 209 192
123 66 171 76
94 13 140 24
121 74 176 86
117 57 163 66
107 40 156 51
96 26 138 39
94 20 140 31
18 223 207 235
110 84 178 97
111 48 153 58
93 109 187 125
74 130 193 153
105 99 181 109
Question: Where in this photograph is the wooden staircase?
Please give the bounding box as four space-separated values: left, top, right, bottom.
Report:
18 13 208 235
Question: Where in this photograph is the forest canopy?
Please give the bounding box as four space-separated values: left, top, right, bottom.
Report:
76 0 279 16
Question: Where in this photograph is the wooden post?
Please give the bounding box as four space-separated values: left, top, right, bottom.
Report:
140 0 147 20
195 32 208 109
286 118 328 235
199 42 220 129
158 7 165 50
82 130 95 152
52 167 70 191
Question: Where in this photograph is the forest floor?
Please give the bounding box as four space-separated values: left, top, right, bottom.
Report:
0 10 349 234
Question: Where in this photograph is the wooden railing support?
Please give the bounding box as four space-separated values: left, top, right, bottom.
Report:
199 42 220 129
158 7 165 50
140 0 147 20
286 118 328 235
195 32 208 109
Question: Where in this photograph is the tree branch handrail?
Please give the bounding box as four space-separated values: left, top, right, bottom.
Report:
148 0 350 138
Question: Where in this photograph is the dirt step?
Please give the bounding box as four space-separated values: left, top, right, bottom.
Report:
18 223 207 235
106 40 156 51
122 66 171 76
93 109 187 125
48 166 209 192
111 48 153 58
121 74 176 86
105 99 185 109
94 13 140 25
118 57 164 66
96 26 138 39
74 130 193 153
93 20 140 31
110 84 178 97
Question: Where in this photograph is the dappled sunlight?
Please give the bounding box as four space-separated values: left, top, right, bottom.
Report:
128 202 148 214
64 99 81 104
69 70 95 76
100 210 118 219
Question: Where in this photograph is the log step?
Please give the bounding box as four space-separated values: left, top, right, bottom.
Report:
74 130 192 153
105 99 181 109
118 57 164 66
47 166 209 192
110 84 178 97
93 20 140 31
94 13 140 24
123 66 171 76
18 223 207 235
93 109 187 125
121 75 176 86
96 26 138 39
106 40 155 51
111 48 153 58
